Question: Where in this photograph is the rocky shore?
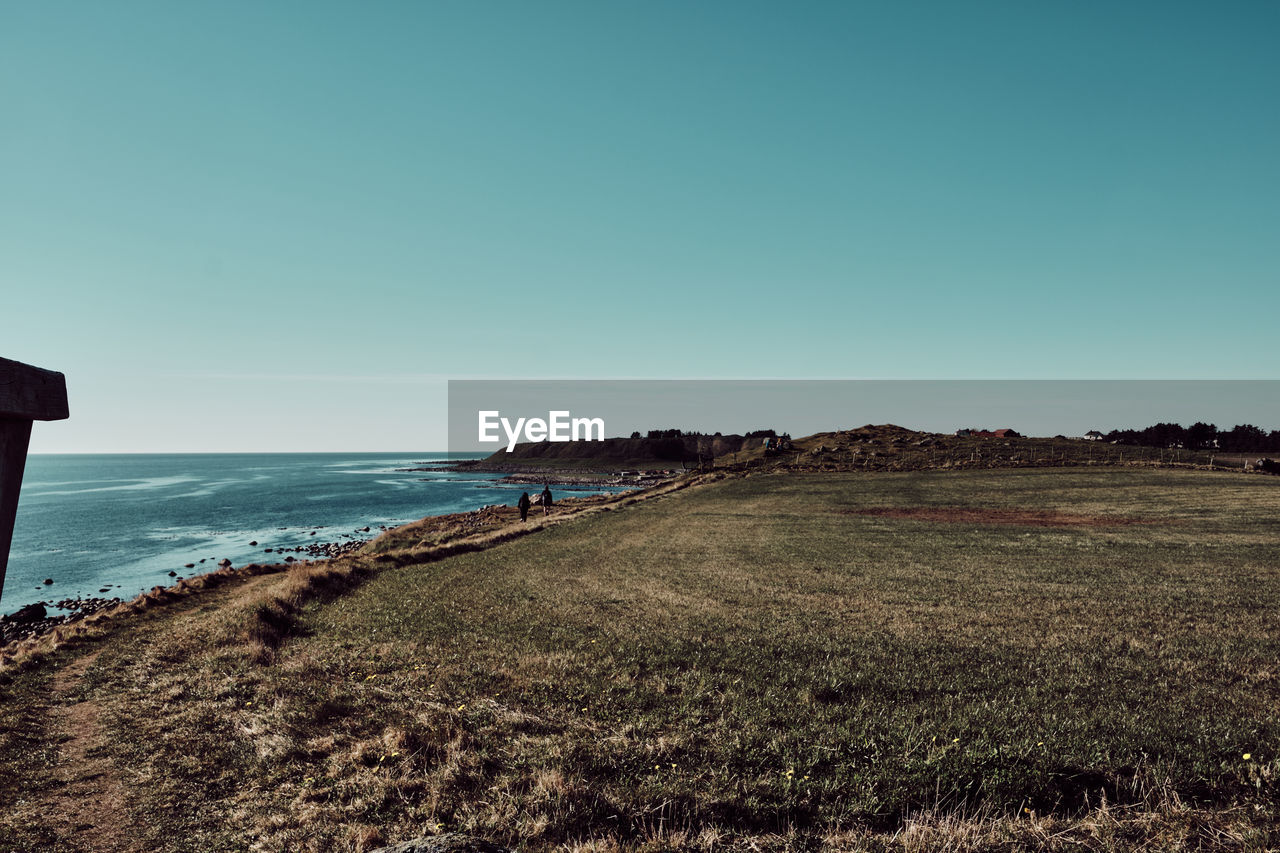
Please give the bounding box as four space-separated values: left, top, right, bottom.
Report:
1 477 678 653
0 524 389 647
261 530 379 561
0 596 123 645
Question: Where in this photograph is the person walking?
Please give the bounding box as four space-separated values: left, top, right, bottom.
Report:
517 491 531 522
541 484 553 516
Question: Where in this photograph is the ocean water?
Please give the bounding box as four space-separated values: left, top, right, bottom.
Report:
3 453 628 617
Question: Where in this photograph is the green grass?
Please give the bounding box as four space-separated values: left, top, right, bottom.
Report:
2 468 1279 851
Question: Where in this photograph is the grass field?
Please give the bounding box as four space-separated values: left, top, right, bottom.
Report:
2 467 1278 852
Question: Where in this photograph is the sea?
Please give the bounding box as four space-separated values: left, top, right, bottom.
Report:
2 453 631 617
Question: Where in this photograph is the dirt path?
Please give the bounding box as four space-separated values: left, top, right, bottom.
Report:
40 649 143 853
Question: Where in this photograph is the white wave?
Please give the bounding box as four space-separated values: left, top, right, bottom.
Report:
24 475 202 497
373 479 410 490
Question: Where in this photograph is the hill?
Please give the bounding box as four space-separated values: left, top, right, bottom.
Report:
459 432 773 472
464 424 1265 477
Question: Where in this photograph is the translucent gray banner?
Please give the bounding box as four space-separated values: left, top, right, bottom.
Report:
447 380 1280 457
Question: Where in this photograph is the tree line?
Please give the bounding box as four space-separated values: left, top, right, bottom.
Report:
628 428 783 440
1103 422 1280 453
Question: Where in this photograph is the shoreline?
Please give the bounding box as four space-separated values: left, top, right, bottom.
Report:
0 481 658 650
0 534 377 647
0 522 389 635
2 454 643 627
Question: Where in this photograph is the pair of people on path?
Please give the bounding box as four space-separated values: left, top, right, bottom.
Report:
517 485 553 522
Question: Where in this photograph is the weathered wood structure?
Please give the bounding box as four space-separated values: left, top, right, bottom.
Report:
1 357 69 604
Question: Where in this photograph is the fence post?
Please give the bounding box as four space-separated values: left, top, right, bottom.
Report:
0 357 70 605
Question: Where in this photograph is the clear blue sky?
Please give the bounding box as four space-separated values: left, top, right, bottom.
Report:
4 1 1277 451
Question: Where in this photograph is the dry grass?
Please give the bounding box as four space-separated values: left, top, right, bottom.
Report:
1 468 1277 852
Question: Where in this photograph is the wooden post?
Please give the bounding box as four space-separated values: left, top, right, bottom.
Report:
0 357 69 605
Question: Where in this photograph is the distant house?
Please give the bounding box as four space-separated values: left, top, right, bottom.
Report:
1083 430 1104 441
960 428 1021 438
